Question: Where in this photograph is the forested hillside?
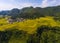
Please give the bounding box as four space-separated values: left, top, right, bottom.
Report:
0 6 60 19
0 6 60 43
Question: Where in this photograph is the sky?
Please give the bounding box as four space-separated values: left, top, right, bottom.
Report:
0 0 60 10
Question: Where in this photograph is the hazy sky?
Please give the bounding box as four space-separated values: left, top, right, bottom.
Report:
0 0 60 10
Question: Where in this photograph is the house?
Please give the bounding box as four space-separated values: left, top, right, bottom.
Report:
16 18 24 22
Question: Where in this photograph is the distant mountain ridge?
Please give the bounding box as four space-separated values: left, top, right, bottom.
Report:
0 6 60 19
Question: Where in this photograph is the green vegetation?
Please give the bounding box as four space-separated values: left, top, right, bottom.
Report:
0 16 60 43
0 6 60 43
0 6 60 19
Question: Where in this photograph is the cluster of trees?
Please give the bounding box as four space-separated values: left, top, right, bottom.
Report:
0 26 60 43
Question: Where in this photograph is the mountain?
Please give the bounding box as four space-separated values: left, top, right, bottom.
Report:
0 6 60 19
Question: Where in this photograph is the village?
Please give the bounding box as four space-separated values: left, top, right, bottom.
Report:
5 16 25 24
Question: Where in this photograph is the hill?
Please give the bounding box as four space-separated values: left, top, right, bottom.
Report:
0 6 60 19
0 6 60 43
